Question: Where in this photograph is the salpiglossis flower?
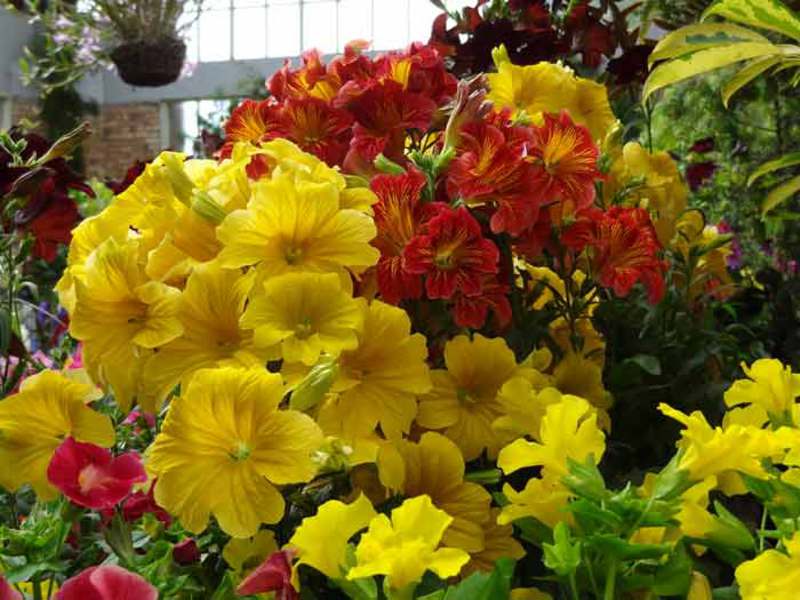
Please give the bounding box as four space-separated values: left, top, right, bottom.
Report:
735 533 800 599
217 173 379 280
315 300 431 441
47 438 146 510
148 367 323 537
417 334 523 461
288 494 376 579
140 261 271 412
404 205 500 300
347 495 470 590
0 370 114 500
378 432 491 553
69 237 183 411
241 272 365 365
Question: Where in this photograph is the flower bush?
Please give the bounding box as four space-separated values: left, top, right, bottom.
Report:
0 37 798 600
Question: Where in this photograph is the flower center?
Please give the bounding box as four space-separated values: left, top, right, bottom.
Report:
285 246 304 265
457 388 478 405
230 441 252 462
78 464 109 494
295 318 313 339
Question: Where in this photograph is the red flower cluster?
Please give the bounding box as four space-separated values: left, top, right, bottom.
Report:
223 43 457 171
564 206 667 303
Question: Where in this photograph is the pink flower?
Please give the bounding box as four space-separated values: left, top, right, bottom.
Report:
122 410 156 429
172 539 201 565
236 550 297 599
55 565 157 600
0 576 21 600
47 438 147 510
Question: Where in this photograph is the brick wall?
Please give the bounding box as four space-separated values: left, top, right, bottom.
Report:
83 103 162 179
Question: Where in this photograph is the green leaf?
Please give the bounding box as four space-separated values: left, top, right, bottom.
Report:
762 173 800 215
643 42 781 103
563 457 608 503
652 543 692 596
704 0 800 42
289 357 339 411
0 306 10 354
648 23 769 65
624 354 662 376
748 151 800 186
585 535 672 561
543 523 581 577
722 55 783 106
709 501 756 550
437 558 515 600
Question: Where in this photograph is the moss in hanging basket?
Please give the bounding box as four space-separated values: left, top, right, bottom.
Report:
110 36 187 88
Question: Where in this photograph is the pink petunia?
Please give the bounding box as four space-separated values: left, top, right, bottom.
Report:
55 565 157 600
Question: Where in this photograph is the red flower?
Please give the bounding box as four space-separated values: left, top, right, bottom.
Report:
47 438 147 510
567 206 666 304
22 192 80 261
371 168 431 303
55 565 157 600
447 112 540 235
268 49 339 102
236 550 297 599
404 205 499 299
0 576 21 600
527 111 600 218
221 99 279 157
173 538 201 565
452 274 512 329
120 480 172 525
265 97 353 167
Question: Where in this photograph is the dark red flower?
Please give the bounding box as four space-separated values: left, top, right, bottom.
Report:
447 111 540 235
0 576 21 600
22 191 80 261
371 168 431 304
689 137 715 154
236 550 297 599
685 161 717 190
120 481 172 525
106 160 147 195
452 274 512 329
47 438 147 510
567 206 666 304
55 565 157 600
173 539 201 565
404 205 499 299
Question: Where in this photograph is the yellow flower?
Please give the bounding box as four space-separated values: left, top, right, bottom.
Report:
735 534 800 599
378 432 491 553
463 508 525 575
216 173 380 280
492 379 560 446
241 272 365 365
0 371 114 499
498 394 605 479
672 212 735 303
288 494 376 579
511 589 553 600
222 529 278 573
148 367 323 537
487 45 616 142
316 300 431 441
416 334 521 461
69 237 183 411
725 359 800 423
551 352 612 427
603 142 688 246
347 495 470 590
687 572 712 600
140 261 273 412
498 475 573 528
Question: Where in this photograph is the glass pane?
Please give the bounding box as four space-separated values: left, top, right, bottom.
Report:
303 0 337 53
267 2 301 57
373 0 409 50
180 101 199 155
234 6 267 59
409 0 439 45
338 0 371 51
234 0 264 6
199 9 232 61
179 12 200 62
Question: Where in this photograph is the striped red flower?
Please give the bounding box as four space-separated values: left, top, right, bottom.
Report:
404 205 500 299
452 274 512 329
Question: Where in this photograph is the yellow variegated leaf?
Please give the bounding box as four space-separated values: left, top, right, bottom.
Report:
748 151 800 186
722 55 783 106
763 174 800 215
643 42 780 104
649 23 770 66
704 0 800 42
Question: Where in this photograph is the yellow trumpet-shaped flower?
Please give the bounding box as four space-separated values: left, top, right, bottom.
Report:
241 272 365 365
498 475 573 528
347 495 470 590
417 334 522 461
69 237 183 411
317 300 431 441
463 508 525 575
498 394 605 479
378 432 491 553
222 529 278 574
148 367 323 538
725 359 800 424
735 534 800 599
140 261 273 412
216 173 379 280
0 371 114 499
288 494 376 579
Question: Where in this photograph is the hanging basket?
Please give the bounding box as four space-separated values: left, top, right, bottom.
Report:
110 36 187 87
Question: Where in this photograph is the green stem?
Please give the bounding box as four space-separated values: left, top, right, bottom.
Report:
603 560 618 600
568 571 580 600
758 506 769 552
